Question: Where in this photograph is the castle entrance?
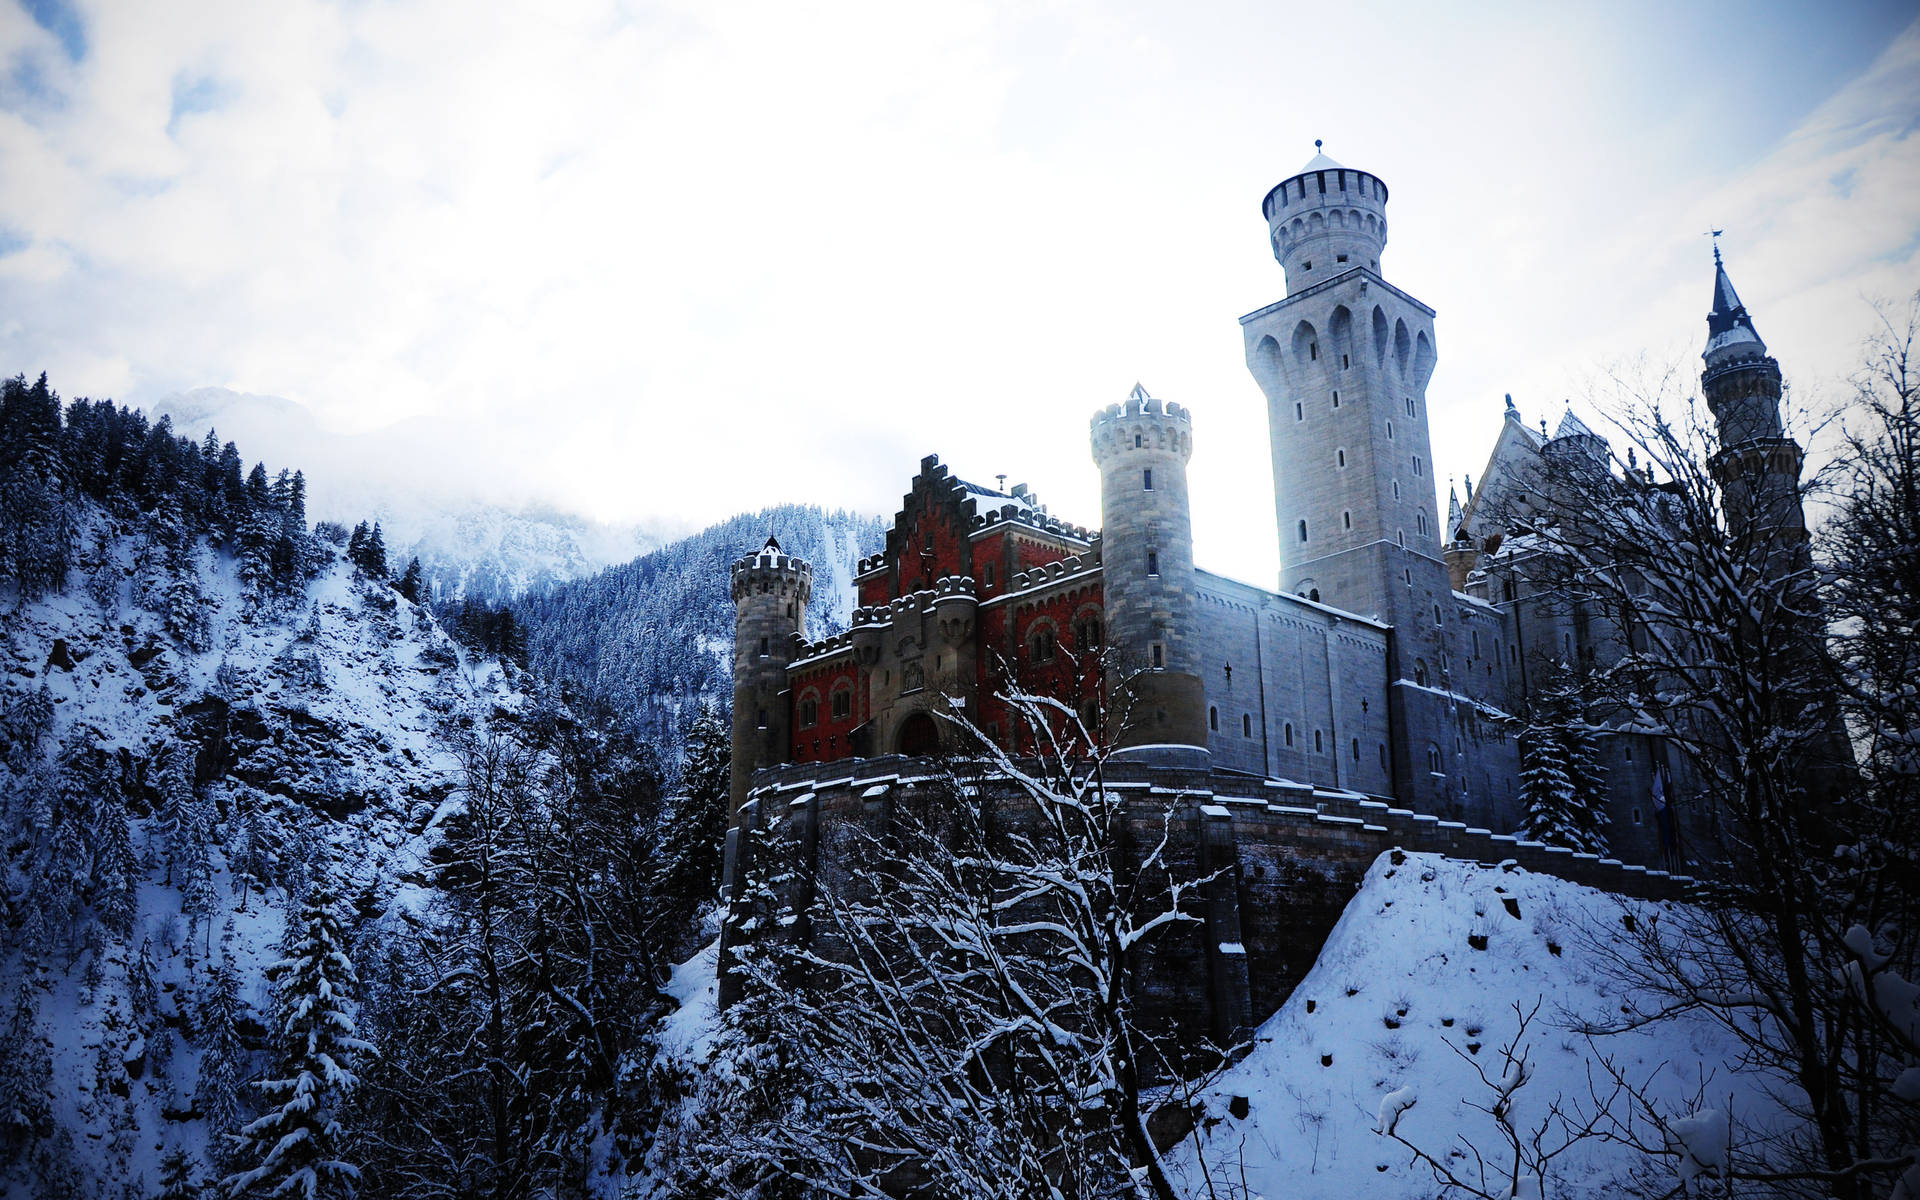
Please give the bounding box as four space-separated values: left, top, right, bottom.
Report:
895 712 940 757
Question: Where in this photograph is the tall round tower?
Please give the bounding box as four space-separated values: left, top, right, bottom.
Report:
729 536 810 821
1263 141 1390 297
1090 385 1209 764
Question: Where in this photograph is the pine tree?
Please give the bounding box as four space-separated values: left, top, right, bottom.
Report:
157 1146 202 1200
224 880 370 1200
1517 670 1608 854
0 982 51 1151
92 786 140 938
364 522 388 579
195 925 247 1151
395 556 423 604
654 705 731 936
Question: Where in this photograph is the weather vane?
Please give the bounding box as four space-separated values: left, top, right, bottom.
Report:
1706 227 1724 263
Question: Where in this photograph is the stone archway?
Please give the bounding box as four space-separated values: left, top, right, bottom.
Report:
895 711 940 757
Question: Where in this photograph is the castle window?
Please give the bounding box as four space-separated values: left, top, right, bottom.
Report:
1243 714 1253 737
1336 254 1348 263
1151 642 1165 669
1427 745 1441 772
1309 341 1319 359
1413 456 1424 477
1314 729 1324 753
831 687 852 720
1030 629 1057 663
1143 468 1153 491
1632 806 1643 826
759 636 770 657
1341 354 1350 369
1404 569 1411 584
1147 550 1160 576
1352 737 1360 760
1434 604 1442 625
1074 614 1103 649
1209 707 1218 732
800 697 818 728
1343 511 1351 530
1406 397 1416 416
1304 261 1313 273
1417 511 1428 536
1398 529 1405 547
1295 402 1304 422
1332 390 1340 408
1285 723 1294 746
1298 520 1309 543
1393 481 1401 499
1336 449 1346 468
1414 660 1428 686
1387 421 1394 439
756 708 768 729
984 564 995 587
1309 588 1320 602
1134 433 1142 448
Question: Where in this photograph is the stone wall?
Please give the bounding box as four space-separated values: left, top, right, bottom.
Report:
722 754 1694 1046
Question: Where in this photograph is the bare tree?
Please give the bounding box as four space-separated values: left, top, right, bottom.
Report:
695 666 1223 1198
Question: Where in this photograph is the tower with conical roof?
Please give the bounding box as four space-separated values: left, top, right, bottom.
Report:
1701 248 1809 577
1239 143 1467 815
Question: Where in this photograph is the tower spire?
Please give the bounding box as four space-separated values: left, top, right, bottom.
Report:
1706 244 1767 367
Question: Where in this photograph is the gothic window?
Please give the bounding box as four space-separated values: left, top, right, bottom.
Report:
1413 455 1424 477
1427 744 1441 772
1073 612 1103 649
1243 713 1253 737
1314 729 1324 752
1030 629 1057 663
831 686 852 720
799 697 818 728
1406 397 1416 416
1417 511 1428 536
1285 722 1294 746
1209 706 1218 732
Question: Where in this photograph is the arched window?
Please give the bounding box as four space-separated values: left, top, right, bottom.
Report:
1336 448 1347 468
1299 520 1309 543
1314 729 1324 753
1427 744 1441 772
1414 659 1428 687
1417 511 1427 536
1073 612 1103 650
831 685 853 720
799 694 819 728
1284 722 1294 747
1309 588 1321 602
1242 713 1252 737
1209 706 1219 732
1030 628 1057 663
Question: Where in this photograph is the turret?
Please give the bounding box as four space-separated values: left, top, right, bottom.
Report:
729 536 811 821
1090 385 1209 764
1261 141 1391 297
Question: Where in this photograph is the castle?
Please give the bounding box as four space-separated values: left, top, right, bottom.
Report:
725 145 1806 875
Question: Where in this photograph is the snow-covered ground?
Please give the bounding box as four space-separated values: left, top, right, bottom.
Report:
1168 853 1763 1199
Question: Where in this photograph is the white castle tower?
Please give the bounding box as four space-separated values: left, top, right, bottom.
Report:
1239 144 1466 814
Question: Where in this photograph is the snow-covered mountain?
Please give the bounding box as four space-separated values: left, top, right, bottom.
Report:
514 504 884 747
147 388 675 602
0 500 513 1196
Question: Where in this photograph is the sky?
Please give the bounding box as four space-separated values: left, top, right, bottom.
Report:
3 0 1918 584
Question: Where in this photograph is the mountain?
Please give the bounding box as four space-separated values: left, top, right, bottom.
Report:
146 387 676 603
514 504 885 748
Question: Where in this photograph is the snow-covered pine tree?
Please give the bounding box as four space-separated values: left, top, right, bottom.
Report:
394 557 423 604
157 1146 202 1200
0 982 51 1153
91 782 140 939
224 878 370 1200
195 925 247 1158
1516 670 1608 853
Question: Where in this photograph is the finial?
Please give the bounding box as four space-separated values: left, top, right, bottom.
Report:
1504 392 1516 412
1707 227 1724 265
995 473 1007 492
1540 418 1549 437
1314 138 1323 152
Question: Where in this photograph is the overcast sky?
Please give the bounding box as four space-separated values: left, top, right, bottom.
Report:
4 0 1918 583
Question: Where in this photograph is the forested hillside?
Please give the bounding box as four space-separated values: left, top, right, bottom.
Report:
514 505 883 748
0 374 727 1198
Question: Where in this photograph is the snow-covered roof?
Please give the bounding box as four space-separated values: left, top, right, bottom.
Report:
1299 150 1343 173
1554 409 1597 440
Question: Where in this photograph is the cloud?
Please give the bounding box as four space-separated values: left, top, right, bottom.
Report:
0 0 1914 586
